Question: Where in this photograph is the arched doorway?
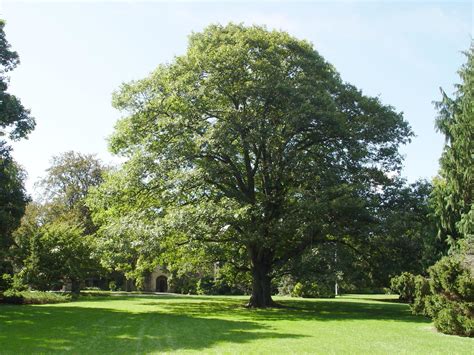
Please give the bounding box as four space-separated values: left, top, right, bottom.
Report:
156 275 168 292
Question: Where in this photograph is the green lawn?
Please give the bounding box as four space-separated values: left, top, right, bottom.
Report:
0 294 471 354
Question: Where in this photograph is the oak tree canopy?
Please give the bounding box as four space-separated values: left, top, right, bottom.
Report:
109 24 412 307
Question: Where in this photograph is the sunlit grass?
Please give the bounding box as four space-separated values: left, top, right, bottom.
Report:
0 294 471 354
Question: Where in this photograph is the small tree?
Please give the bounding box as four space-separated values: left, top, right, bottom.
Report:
38 151 105 234
15 152 107 293
420 44 474 337
432 45 473 246
23 220 96 293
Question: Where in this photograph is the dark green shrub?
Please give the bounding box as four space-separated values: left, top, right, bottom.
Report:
433 299 473 337
424 256 473 337
1 289 23 304
390 272 416 303
169 274 198 294
291 281 335 298
429 256 473 301
213 278 246 295
1 273 27 294
196 277 215 295
1 290 71 304
311 282 335 298
0 273 13 292
108 281 117 291
277 275 295 296
291 282 304 297
411 275 431 316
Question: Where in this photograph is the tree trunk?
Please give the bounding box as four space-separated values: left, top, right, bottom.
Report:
247 247 276 308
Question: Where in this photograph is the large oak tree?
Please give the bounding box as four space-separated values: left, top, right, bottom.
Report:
109 24 412 307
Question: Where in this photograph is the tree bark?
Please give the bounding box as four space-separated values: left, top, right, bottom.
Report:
247 247 277 308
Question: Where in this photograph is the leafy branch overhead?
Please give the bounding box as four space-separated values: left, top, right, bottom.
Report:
0 20 35 141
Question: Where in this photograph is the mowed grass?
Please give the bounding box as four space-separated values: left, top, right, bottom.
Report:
0 294 472 354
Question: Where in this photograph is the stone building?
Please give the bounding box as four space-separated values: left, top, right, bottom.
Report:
81 265 170 292
142 266 169 292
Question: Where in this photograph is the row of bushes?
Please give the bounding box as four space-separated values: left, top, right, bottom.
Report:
1 273 72 304
1 290 71 304
390 255 473 337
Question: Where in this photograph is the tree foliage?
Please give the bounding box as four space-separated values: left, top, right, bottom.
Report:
410 256 473 337
0 19 34 287
409 44 474 338
13 152 106 292
21 219 96 292
107 24 413 307
0 20 35 141
0 143 28 281
432 45 473 246
87 158 164 287
277 180 441 295
37 151 106 234
366 180 444 284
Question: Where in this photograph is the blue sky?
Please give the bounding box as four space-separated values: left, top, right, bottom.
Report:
0 1 472 194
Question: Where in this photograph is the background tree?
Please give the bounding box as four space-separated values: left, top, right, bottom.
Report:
109 24 412 307
13 151 107 293
0 143 28 286
0 19 34 290
426 45 473 336
20 218 96 293
432 45 473 246
87 158 164 290
365 179 444 285
277 180 442 296
38 151 106 234
9 202 43 270
88 159 250 293
0 20 35 141
402 45 473 337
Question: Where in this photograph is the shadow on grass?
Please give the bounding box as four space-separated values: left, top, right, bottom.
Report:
78 293 428 324
77 293 222 302
138 298 430 324
356 297 406 304
0 304 302 353
0 295 432 353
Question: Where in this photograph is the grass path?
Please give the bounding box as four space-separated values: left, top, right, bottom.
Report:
0 294 472 354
